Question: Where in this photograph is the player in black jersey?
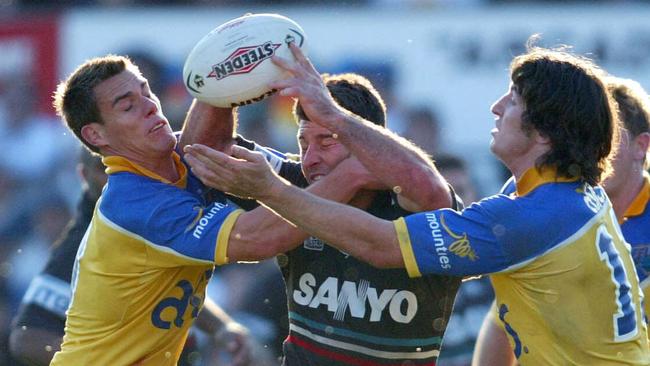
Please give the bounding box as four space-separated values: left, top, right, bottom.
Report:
185 70 461 365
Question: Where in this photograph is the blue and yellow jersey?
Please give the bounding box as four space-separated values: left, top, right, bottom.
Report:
622 172 650 319
51 152 243 366
394 167 649 365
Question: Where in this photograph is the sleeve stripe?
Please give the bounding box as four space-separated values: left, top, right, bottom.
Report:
215 209 245 265
394 217 422 278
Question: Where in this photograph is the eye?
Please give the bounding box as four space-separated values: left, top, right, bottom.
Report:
321 137 337 147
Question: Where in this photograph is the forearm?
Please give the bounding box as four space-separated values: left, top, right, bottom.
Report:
195 297 236 335
179 100 237 153
260 180 403 268
326 110 450 210
228 166 366 261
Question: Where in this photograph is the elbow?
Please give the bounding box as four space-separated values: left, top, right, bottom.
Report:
406 170 451 210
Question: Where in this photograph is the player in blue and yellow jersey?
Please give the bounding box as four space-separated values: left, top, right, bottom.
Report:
48 55 256 366
191 42 650 365
606 77 650 315
471 75 650 366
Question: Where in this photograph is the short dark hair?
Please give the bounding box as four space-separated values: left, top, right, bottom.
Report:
510 43 617 185
607 77 650 139
294 73 386 127
53 55 139 153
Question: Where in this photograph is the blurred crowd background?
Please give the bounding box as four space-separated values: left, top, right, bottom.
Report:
2 1 650 365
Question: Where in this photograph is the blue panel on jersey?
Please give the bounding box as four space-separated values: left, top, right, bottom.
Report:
100 172 239 262
403 182 605 276
623 210 650 283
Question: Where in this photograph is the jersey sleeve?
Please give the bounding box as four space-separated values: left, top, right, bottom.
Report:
99 174 243 266
395 194 540 277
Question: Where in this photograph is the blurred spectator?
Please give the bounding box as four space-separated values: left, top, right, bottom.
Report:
434 154 494 366
402 105 443 156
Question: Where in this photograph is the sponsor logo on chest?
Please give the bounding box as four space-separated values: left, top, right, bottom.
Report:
293 272 418 323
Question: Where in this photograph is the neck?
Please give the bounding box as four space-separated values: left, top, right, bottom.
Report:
146 157 180 183
606 170 645 221
104 148 180 183
502 145 549 182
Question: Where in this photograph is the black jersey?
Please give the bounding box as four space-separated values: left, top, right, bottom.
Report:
240 138 462 366
12 191 95 334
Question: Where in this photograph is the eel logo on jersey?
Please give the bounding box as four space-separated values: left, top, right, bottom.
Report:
441 214 477 261
581 184 606 213
207 42 281 80
151 270 213 330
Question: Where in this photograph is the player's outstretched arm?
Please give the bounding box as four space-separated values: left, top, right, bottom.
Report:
187 145 404 268
270 43 451 212
178 100 237 155
195 297 251 366
184 144 380 262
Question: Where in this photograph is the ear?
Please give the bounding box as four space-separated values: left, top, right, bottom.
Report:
533 130 551 145
81 123 109 149
632 132 650 161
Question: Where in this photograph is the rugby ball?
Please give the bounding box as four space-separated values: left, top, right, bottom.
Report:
183 13 307 108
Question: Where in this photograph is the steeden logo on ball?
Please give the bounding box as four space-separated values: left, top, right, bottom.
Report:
208 41 281 81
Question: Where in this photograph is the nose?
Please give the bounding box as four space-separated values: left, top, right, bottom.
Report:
490 94 505 118
301 144 321 169
143 95 159 118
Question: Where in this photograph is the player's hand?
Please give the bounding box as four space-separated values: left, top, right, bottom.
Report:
270 42 342 129
184 144 286 200
213 322 251 366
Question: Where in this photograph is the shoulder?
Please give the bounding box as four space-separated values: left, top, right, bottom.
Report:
99 172 202 234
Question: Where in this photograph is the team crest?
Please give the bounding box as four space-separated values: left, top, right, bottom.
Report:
207 42 280 80
304 237 324 251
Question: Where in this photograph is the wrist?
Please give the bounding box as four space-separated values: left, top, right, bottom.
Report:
258 174 291 203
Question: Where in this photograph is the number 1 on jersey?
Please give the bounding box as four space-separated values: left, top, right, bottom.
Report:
596 225 638 342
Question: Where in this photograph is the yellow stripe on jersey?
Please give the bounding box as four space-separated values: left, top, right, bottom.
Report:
215 209 244 265
394 217 422 278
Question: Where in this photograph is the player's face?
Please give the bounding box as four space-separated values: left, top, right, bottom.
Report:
297 119 351 184
91 68 175 163
489 84 536 164
604 130 637 193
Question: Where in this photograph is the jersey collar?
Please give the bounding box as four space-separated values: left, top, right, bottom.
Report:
102 151 188 189
515 166 578 197
623 172 650 219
